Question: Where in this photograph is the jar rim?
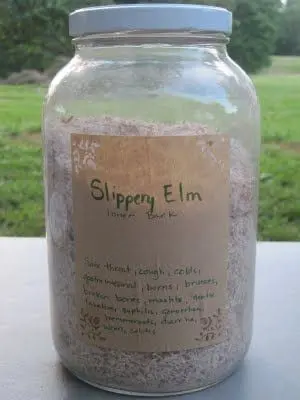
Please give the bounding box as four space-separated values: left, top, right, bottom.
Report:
69 4 232 38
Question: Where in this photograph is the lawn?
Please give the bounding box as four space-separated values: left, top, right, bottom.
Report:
262 56 300 75
1 57 300 240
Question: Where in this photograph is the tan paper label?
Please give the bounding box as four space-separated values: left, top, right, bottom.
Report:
71 134 229 352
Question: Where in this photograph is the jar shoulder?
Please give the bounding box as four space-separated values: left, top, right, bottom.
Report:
46 51 258 107
44 52 260 147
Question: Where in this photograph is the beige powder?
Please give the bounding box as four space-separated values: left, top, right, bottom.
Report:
45 115 257 394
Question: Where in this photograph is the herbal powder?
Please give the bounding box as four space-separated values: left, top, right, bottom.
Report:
45 116 256 394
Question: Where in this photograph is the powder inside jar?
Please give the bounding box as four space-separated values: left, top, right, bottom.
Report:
45 115 257 394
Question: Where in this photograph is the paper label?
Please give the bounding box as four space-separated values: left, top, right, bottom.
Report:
71 134 229 352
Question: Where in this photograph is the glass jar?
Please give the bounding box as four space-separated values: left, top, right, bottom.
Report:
43 4 260 396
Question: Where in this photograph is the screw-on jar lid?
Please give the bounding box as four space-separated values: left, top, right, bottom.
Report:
69 4 232 37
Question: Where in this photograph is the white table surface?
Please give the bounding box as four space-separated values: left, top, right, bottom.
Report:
0 238 300 400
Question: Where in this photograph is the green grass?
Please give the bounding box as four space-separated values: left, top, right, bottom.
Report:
254 72 300 241
262 56 300 75
0 85 44 135
0 135 44 236
254 75 300 142
0 86 45 236
258 144 300 241
1 57 300 239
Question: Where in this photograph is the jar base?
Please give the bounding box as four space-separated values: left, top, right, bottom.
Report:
62 360 241 397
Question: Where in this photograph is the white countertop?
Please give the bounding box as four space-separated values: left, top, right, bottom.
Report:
0 238 300 400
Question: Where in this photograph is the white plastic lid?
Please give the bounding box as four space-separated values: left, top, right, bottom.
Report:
69 4 232 37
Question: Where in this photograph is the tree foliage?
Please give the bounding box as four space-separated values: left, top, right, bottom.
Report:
0 0 71 77
229 0 281 73
275 0 300 56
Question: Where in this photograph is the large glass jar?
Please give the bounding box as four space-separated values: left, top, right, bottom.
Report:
43 4 260 396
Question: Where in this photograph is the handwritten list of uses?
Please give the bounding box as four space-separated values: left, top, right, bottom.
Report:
71 134 229 352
